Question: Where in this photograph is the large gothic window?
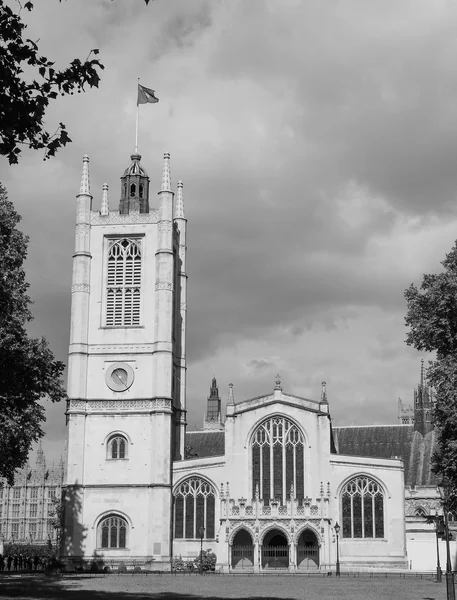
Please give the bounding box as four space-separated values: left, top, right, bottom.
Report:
99 515 127 548
341 477 384 539
173 478 215 540
252 416 305 505
106 238 142 327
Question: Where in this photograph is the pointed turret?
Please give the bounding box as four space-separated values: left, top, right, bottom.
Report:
228 383 235 406
203 376 223 430
100 183 109 216
175 180 185 219
320 381 328 406
79 154 90 196
414 359 434 435
119 153 150 214
36 441 45 469
161 152 171 192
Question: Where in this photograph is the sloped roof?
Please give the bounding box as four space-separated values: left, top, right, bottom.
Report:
333 425 438 487
185 431 225 458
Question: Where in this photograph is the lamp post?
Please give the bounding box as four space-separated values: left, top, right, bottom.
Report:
334 522 341 577
438 478 455 600
199 526 205 575
434 509 443 583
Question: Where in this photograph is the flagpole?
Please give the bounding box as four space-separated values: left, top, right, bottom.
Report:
135 78 140 153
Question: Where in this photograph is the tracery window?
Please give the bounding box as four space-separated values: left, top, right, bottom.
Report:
173 478 215 540
108 435 127 459
99 515 127 549
106 238 142 327
341 477 384 539
252 416 305 505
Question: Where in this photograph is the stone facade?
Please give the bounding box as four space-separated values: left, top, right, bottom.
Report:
0 445 64 545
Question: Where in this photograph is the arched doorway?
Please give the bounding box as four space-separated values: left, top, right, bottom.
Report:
231 529 254 569
261 529 289 569
297 529 319 569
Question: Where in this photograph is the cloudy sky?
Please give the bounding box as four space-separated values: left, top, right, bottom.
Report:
3 0 457 464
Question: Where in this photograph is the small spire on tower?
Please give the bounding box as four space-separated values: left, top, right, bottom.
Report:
175 180 185 218
161 152 171 192
274 374 282 391
79 154 90 195
228 383 235 405
100 183 109 216
320 381 328 405
420 358 424 388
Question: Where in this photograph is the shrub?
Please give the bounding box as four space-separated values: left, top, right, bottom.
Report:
133 565 141 573
194 549 217 572
118 561 127 573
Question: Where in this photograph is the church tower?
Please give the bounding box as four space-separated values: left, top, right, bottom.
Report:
413 359 434 436
63 152 187 568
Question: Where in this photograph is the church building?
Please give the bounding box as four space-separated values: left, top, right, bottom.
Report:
62 152 444 572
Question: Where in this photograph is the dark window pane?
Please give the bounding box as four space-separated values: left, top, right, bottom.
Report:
119 439 125 459
262 444 270 504
353 493 362 538
185 495 194 538
102 523 109 548
273 444 283 502
111 439 118 459
342 493 352 538
174 496 184 539
206 495 215 539
295 443 304 501
374 493 384 538
252 445 260 499
119 523 126 548
364 494 373 538
196 495 205 537
110 521 118 548
286 444 294 500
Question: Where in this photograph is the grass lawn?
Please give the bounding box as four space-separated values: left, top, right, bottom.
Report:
0 573 448 600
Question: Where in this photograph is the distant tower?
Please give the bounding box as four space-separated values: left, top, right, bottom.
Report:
203 377 224 430
413 359 434 435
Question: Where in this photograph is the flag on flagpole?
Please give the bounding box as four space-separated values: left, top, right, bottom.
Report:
137 84 159 105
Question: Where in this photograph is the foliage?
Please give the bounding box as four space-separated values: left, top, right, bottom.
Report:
0 184 66 484
404 242 457 503
172 550 217 572
3 542 55 558
1 0 152 164
118 561 127 573
194 549 217 572
0 0 105 163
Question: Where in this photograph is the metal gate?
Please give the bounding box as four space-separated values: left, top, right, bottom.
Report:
297 545 319 569
261 545 289 569
231 545 254 569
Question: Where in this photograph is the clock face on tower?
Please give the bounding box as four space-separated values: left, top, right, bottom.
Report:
105 362 135 392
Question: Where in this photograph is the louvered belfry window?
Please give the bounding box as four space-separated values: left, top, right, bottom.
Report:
106 238 142 326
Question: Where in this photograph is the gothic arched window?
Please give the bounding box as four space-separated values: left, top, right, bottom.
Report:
108 435 127 459
341 477 384 539
173 478 215 540
252 416 305 505
99 515 127 549
106 238 142 327
130 183 136 197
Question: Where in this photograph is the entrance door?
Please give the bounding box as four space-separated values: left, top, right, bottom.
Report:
297 530 319 569
231 529 254 569
261 530 289 569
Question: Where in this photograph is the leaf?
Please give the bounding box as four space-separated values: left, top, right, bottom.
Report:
24 2 34 10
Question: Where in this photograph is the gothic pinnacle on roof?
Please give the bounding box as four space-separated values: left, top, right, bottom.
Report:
79 154 91 195
161 152 171 192
175 180 185 218
274 374 282 391
320 381 328 405
228 383 235 405
100 183 109 216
